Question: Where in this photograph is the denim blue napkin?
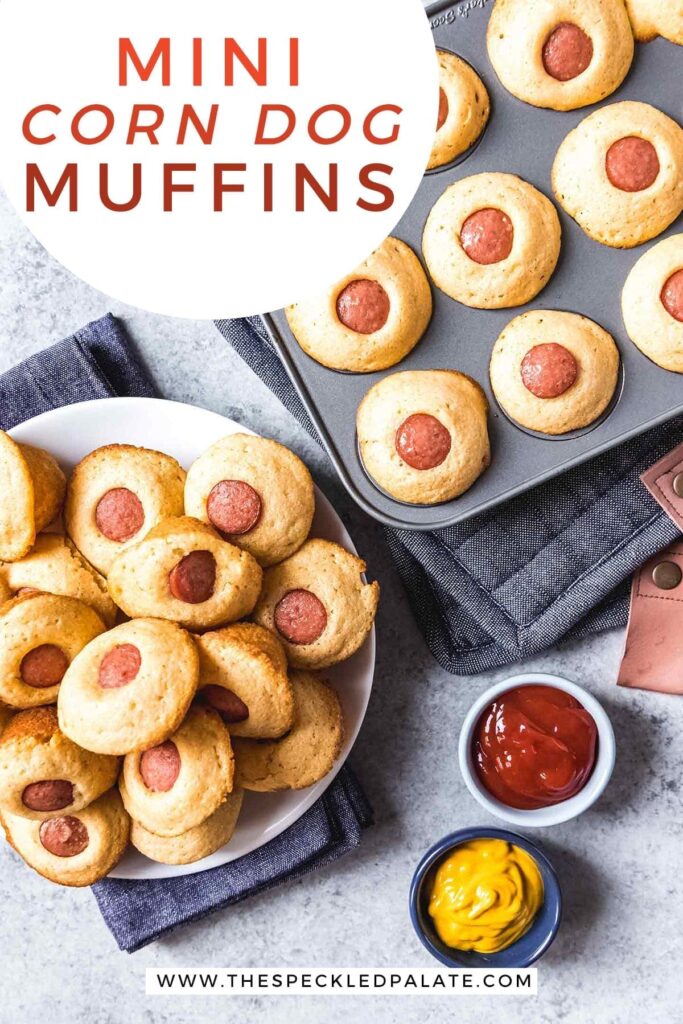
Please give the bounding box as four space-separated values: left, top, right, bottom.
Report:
216 316 682 674
1 313 373 952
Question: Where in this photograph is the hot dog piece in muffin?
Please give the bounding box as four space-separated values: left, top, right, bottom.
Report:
130 788 243 865
58 618 199 755
428 51 490 170
552 101 683 248
622 234 683 373
0 431 66 562
2 788 130 886
285 237 432 372
107 516 262 631
490 310 620 434
0 533 117 627
65 444 186 576
234 672 343 792
423 173 561 309
185 434 315 567
0 706 118 821
195 623 294 739
253 539 378 670
487 0 634 111
625 0 683 44
0 593 106 709
119 705 234 837
357 370 490 505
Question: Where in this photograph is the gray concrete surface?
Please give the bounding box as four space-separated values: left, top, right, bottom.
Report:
1 177 681 1024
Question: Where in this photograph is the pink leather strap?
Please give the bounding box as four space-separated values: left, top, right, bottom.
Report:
640 441 683 531
618 442 683 693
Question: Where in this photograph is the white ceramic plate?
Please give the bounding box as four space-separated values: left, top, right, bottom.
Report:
10 397 376 880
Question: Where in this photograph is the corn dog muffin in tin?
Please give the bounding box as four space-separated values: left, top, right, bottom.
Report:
490 310 621 434
428 50 490 170
622 233 683 373
0 593 106 709
0 706 118 821
487 0 634 111
58 618 199 756
253 539 379 670
1 788 130 886
65 444 186 576
234 672 343 792
130 788 244 865
0 704 13 735
423 173 561 309
0 431 66 562
552 101 683 249
0 533 117 627
285 238 433 373
195 622 294 739
625 0 683 44
185 434 314 567
107 516 262 631
357 369 490 505
119 705 234 838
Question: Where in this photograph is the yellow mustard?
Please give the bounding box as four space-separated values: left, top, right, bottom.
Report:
428 838 543 954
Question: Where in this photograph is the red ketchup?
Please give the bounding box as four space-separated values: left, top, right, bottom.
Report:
473 684 597 810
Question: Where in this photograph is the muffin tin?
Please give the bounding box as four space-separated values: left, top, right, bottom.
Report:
261 0 683 531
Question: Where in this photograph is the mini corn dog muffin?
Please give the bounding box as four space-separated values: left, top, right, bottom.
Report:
130 788 244 865
253 539 379 669
0 430 66 562
0 706 119 821
58 618 199 756
0 593 106 709
195 623 294 739
1 788 130 886
107 517 263 631
65 444 186 576
0 533 117 627
119 705 234 837
185 434 315 567
234 672 343 792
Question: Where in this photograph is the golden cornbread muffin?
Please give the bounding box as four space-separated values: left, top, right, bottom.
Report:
487 0 634 111
285 237 432 372
622 234 683 373
0 533 117 627
1 788 130 887
119 705 234 837
357 370 490 505
184 434 315 567
0 706 118 821
234 671 343 792
58 618 199 756
107 516 263 631
253 539 379 670
195 622 294 739
428 50 490 170
130 788 243 865
0 431 66 562
423 173 561 309
552 101 683 248
0 592 106 709
65 444 186 576
625 0 683 44
489 310 620 434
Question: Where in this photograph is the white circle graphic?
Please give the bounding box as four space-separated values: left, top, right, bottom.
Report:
0 0 438 318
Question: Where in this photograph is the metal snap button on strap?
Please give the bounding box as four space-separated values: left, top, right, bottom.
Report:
673 472 683 499
651 560 682 590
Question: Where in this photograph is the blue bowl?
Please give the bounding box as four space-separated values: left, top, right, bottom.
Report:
409 827 562 968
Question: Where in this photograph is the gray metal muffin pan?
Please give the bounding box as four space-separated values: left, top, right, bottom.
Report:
261 0 683 531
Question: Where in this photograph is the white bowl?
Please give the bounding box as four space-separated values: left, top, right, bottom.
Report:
458 672 616 828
